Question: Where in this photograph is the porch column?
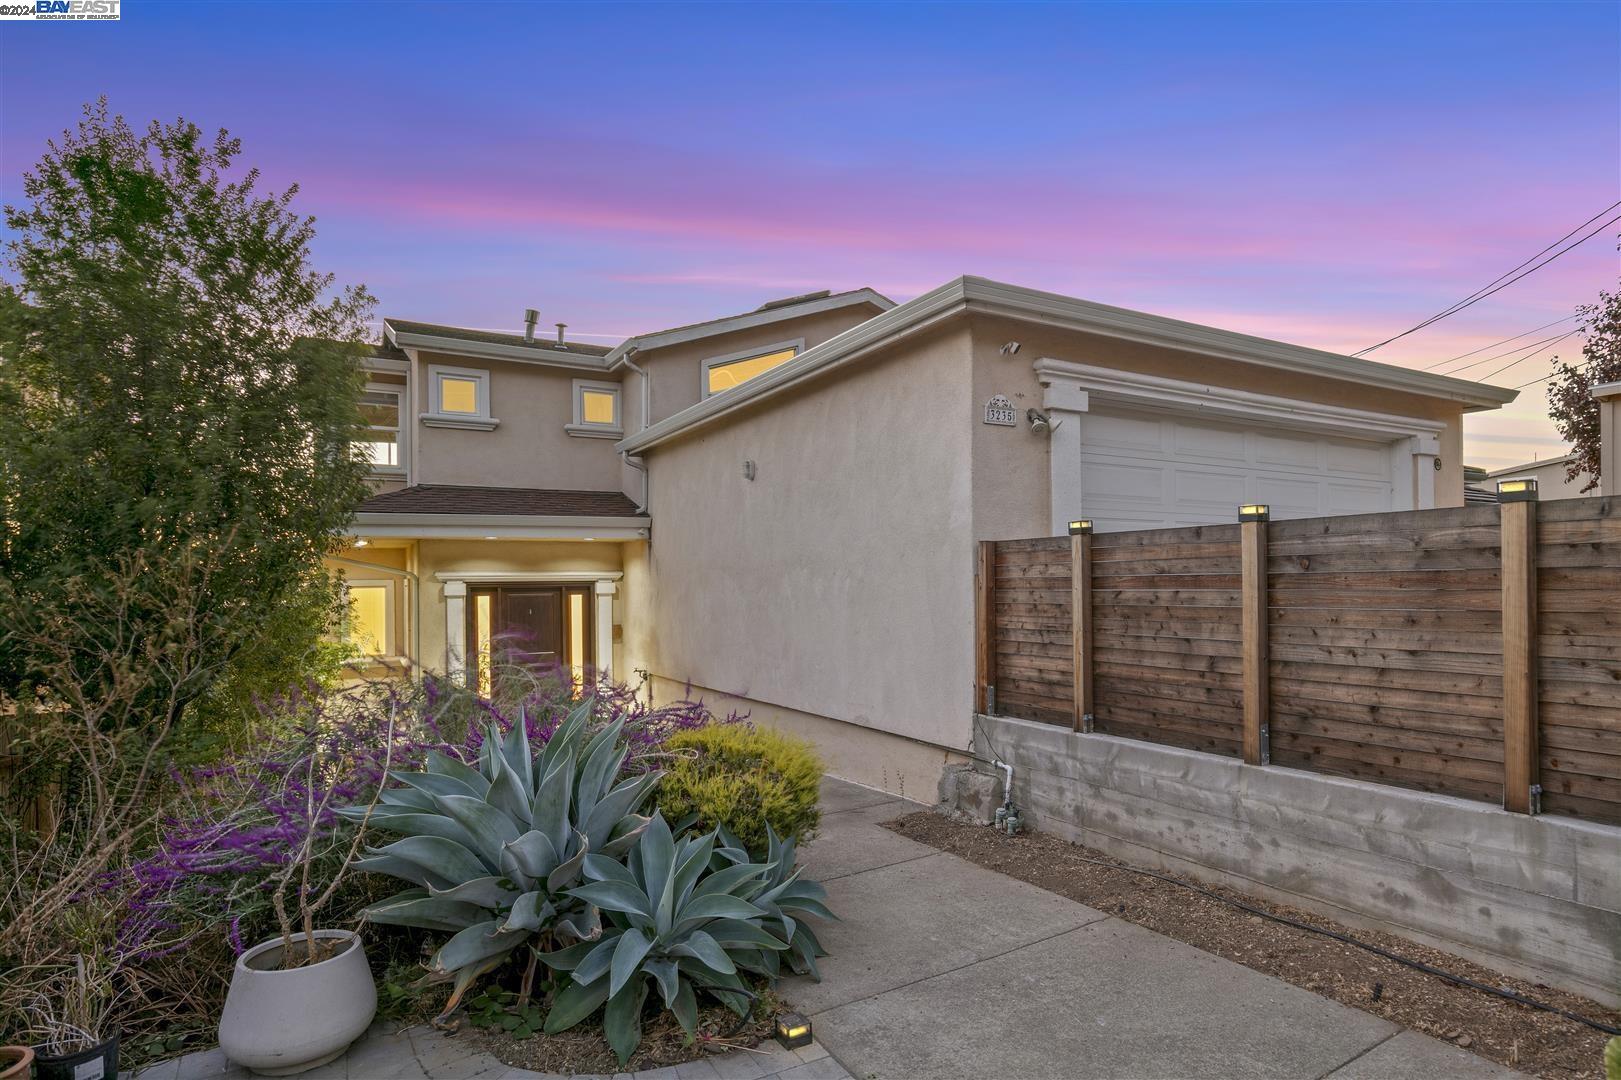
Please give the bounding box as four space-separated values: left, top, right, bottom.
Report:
443 579 468 683
593 579 617 681
1039 373 1090 536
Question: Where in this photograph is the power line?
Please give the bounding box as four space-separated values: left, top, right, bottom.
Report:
1436 330 1576 378
1421 313 1579 371
1356 200 1621 356
1477 330 1579 382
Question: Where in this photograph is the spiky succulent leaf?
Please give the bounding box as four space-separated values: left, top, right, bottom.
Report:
363 891 486 933
604 979 648 1066
366 836 487 884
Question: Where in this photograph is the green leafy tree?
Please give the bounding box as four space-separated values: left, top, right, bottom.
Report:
1547 281 1621 492
0 100 374 732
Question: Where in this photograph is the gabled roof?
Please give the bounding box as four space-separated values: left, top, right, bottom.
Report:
1484 453 1576 478
603 287 893 369
359 484 641 517
619 276 1521 455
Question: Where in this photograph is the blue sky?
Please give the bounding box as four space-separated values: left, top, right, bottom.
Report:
2 0 1617 467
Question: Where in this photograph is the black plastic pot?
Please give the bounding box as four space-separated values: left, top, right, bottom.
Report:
32 1031 118 1080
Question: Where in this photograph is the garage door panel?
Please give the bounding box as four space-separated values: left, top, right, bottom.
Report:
1172 422 1248 463
1076 408 1397 533
1085 411 1165 453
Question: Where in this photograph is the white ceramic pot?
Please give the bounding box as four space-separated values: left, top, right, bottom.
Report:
218 929 377 1076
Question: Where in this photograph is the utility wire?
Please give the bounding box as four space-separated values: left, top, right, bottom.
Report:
1476 330 1580 383
1356 201 1621 356
1422 313 1579 371
1435 330 1576 378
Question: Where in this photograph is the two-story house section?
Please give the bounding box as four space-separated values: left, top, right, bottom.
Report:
333 288 895 689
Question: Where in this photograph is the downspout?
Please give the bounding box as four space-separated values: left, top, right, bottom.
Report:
620 346 651 514
330 554 422 683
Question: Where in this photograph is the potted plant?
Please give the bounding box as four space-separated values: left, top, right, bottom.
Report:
217 704 396 1075
0 1046 32 1080
24 955 122 1080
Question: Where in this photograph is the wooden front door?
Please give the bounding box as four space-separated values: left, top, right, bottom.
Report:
469 585 594 696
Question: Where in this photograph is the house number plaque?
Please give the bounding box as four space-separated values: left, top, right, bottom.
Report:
983 394 1017 426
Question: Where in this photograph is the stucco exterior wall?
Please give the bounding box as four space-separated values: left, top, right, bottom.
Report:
410 350 623 491
638 322 977 752
635 306 879 426
963 314 1473 530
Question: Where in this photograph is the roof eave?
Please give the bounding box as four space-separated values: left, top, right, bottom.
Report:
384 323 611 371
604 288 896 369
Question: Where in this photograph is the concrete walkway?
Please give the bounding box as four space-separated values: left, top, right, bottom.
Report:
784 777 1527 1080
139 777 1527 1080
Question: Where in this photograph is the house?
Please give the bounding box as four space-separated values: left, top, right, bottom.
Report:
1482 452 1592 498
334 277 1516 790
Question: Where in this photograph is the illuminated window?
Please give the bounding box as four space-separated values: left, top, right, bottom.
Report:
424 365 496 429
474 592 493 698
346 582 391 656
568 380 622 437
704 341 801 397
358 386 402 470
565 588 588 694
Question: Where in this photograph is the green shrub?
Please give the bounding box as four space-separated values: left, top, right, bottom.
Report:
658 724 822 855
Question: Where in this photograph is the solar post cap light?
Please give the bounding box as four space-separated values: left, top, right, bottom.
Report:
1496 478 1539 502
1067 519 1093 535
773 1012 812 1050
1238 504 1270 522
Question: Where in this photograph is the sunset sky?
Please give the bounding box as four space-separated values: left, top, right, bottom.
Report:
2 1 1616 470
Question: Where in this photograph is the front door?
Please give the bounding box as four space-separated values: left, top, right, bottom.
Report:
469 585 594 697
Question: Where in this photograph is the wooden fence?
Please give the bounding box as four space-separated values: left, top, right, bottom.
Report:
974 496 1621 825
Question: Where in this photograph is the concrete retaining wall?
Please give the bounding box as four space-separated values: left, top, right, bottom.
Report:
971 714 1621 1006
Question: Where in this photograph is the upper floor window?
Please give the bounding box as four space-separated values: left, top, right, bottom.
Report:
359 385 404 472
424 365 498 430
704 340 801 398
567 380 622 438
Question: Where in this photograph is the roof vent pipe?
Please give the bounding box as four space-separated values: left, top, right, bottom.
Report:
556 322 568 349
522 308 539 343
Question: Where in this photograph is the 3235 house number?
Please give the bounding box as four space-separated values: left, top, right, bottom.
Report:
983 394 1017 426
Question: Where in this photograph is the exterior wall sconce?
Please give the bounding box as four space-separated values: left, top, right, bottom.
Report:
1496 478 1539 502
1238 504 1270 522
774 1012 812 1050
1067 519 1093 535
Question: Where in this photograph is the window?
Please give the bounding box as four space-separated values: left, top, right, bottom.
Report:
345 581 392 657
424 365 497 430
704 340 802 398
567 380 622 438
358 386 403 471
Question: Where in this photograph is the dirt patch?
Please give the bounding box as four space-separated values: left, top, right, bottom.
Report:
456 989 778 1075
887 811 1620 1080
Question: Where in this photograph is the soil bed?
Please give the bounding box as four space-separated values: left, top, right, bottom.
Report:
459 993 776 1075
887 810 1619 1080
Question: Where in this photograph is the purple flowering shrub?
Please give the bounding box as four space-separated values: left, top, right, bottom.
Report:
117 664 737 964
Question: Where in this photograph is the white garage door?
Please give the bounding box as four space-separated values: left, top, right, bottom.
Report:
1076 408 1396 532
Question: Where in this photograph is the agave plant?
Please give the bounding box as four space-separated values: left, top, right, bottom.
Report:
729 824 835 980
342 700 661 1019
538 812 835 1065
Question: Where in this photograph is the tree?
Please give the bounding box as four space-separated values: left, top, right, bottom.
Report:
0 100 374 732
1547 281 1621 493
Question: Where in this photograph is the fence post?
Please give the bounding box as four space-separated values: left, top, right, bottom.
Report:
975 540 996 715
1239 506 1270 765
1498 482 1540 814
1070 524 1094 732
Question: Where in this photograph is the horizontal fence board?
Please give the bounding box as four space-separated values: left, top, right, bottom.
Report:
984 497 1621 825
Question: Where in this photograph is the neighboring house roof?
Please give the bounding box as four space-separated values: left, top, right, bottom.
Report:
359 484 643 517
1463 485 1499 504
602 287 894 369
1484 453 1574 478
618 276 1522 455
